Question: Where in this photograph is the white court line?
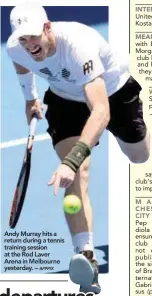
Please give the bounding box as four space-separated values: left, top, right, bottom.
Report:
0 133 50 149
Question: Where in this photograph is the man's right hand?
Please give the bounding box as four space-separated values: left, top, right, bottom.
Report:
26 99 43 124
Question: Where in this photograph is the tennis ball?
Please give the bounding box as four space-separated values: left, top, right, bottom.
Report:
63 195 82 214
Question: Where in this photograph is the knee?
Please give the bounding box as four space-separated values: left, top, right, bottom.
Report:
77 159 90 182
71 158 90 197
66 157 90 197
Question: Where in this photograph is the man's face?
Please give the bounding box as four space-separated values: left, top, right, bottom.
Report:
18 29 51 61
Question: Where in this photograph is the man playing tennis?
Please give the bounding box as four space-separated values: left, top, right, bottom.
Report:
7 2 150 293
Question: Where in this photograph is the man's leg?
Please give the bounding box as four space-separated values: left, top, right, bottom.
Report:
55 136 101 293
107 77 150 163
55 137 92 245
55 136 92 235
116 130 150 163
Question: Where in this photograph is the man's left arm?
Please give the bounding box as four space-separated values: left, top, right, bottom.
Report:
80 76 110 148
48 76 110 195
48 42 110 194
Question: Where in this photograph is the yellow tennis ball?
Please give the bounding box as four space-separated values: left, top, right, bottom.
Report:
63 195 82 214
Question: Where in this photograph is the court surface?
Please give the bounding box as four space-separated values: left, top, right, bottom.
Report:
1 7 109 274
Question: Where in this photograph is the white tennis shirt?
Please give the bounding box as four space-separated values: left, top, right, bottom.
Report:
7 21 130 102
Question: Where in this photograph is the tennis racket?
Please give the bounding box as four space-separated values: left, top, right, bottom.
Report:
9 114 38 228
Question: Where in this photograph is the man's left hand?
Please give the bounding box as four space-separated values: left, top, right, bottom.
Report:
48 164 76 195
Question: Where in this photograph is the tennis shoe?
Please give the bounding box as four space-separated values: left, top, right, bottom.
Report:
69 250 101 294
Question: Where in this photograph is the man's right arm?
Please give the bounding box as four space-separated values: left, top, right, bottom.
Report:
13 62 29 74
13 62 43 124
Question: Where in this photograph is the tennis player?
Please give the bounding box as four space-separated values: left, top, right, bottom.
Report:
7 3 150 293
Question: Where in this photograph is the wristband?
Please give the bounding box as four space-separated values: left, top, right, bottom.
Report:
62 141 91 173
17 72 38 101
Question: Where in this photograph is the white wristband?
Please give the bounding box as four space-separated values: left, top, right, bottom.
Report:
17 72 38 101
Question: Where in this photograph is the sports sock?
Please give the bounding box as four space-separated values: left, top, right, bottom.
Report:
72 232 96 259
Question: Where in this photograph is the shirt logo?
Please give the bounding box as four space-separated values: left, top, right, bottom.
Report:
39 67 52 77
39 67 76 83
62 68 70 79
83 60 93 75
39 68 60 82
62 68 76 83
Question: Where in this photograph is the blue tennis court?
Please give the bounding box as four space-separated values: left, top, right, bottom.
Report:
1 6 109 274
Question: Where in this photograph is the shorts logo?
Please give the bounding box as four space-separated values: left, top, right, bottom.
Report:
83 60 93 75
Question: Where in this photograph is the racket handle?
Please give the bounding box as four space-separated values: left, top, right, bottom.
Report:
29 113 38 136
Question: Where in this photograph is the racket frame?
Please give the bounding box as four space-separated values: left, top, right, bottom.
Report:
9 115 37 228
